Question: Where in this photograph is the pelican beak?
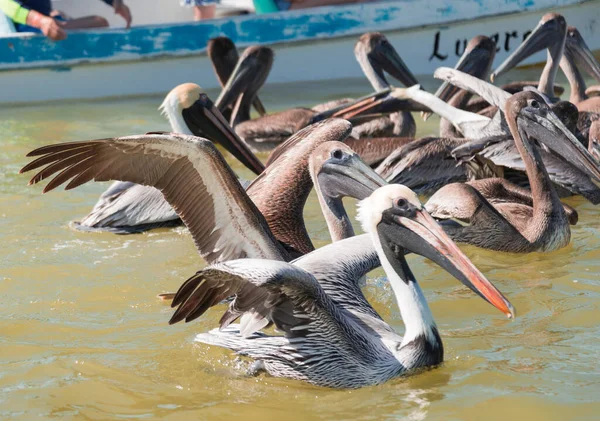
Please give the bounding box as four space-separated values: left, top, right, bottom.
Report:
373 40 420 87
323 87 429 121
491 16 565 82
182 94 265 175
252 96 268 117
378 207 515 317
523 109 600 181
431 44 496 113
309 89 391 123
564 28 600 83
215 46 273 124
318 153 388 200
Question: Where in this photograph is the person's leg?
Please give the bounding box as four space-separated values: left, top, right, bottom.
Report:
193 5 216 20
61 16 109 29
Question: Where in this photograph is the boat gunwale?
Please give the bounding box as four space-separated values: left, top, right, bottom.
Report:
0 0 593 71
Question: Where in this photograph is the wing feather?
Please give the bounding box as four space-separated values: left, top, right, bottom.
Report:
21 133 286 263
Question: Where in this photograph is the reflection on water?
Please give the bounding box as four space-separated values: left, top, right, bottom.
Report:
1 71 600 420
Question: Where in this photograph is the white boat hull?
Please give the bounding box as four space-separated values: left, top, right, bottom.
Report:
1 1 599 105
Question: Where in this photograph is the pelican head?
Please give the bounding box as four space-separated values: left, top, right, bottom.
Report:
434 35 497 105
491 13 567 82
215 45 273 124
355 32 419 90
160 83 264 175
563 26 600 83
309 141 387 201
506 91 600 181
207 36 239 87
358 184 515 318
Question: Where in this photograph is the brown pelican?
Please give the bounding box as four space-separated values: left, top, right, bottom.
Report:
207 36 267 120
557 27 600 113
58 84 264 234
403 69 600 203
430 35 497 137
430 35 563 130
218 33 422 150
491 13 567 100
425 91 600 252
21 119 385 262
242 120 386 256
491 16 600 119
167 184 514 389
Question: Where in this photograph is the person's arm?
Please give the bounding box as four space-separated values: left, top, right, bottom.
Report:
0 0 66 40
100 0 131 28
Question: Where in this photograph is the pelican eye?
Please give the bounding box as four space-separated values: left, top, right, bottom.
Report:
529 99 540 109
396 198 407 208
331 149 344 160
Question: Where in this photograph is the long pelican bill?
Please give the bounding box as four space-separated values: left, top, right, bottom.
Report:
565 27 600 83
328 88 429 121
318 151 387 200
491 14 565 82
307 88 391 123
382 206 515 317
425 37 496 120
522 107 600 181
182 93 265 175
373 38 420 87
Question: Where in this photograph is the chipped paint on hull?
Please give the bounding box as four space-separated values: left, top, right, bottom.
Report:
0 0 597 104
0 0 592 70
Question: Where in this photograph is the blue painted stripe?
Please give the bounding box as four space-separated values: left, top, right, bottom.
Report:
0 0 588 69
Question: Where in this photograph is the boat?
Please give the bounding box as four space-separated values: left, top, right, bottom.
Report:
0 0 598 105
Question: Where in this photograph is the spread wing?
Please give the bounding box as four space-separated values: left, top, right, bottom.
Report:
20 133 286 263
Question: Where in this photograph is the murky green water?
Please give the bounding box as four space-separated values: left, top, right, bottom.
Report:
1 72 600 420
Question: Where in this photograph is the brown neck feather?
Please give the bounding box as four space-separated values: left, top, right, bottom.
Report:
539 39 565 97
506 108 566 242
560 55 587 104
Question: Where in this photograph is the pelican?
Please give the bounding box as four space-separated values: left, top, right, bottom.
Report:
491 15 600 118
218 33 423 150
425 90 600 252
207 36 267 120
431 35 497 137
167 184 514 389
491 13 567 100
431 35 562 129
558 27 600 113
399 70 600 203
61 84 264 234
20 119 385 263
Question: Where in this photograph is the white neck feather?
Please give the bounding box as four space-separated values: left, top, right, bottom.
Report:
368 230 437 347
159 99 193 135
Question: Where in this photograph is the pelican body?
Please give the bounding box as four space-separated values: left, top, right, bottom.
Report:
20 119 386 264
168 185 514 389
426 91 600 253
219 33 423 151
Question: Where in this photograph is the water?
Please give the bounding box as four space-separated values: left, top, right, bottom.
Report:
1 73 600 421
